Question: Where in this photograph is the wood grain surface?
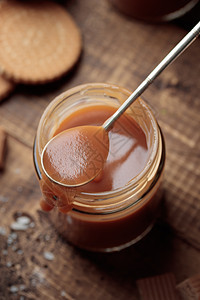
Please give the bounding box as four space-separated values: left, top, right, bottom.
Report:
0 0 200 299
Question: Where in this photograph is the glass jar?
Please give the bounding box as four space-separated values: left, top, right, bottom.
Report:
34 83 165 252
109 0 199 22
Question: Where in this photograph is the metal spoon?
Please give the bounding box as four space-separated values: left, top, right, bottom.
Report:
41 21 200 187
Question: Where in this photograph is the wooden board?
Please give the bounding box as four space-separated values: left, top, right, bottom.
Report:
0 0 200 299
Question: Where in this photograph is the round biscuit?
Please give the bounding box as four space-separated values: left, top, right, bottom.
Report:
0 76 15 101
0 0 82 84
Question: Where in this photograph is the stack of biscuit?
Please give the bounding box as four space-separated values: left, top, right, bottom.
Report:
0 0 82 101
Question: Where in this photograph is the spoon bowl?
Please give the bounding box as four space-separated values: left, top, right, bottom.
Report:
41 125 109 187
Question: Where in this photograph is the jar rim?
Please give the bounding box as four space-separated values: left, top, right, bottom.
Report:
35 82 161 204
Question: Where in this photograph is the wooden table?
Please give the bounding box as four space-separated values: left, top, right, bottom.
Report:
0 0 200 299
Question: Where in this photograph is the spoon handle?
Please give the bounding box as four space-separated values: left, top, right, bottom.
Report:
103 21 200 131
